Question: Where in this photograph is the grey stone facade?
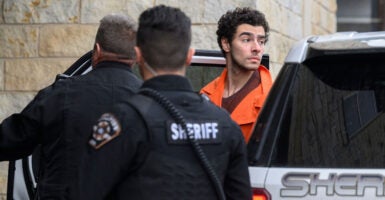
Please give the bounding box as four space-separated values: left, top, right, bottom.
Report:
0 0 337 198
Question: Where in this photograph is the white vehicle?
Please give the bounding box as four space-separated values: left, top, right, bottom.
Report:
247 31 385 199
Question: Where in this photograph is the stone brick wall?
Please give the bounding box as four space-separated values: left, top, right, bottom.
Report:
258 0 337 76
0 0 336 198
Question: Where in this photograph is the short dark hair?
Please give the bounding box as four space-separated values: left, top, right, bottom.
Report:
95 13 137 59
137 5 192 70
217 7 270 54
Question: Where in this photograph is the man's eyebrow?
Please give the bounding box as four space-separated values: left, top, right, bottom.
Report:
257 35 267 39
239 32 253 37
239 32 266 38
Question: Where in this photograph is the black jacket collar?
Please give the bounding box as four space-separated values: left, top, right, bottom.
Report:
141 75 194 92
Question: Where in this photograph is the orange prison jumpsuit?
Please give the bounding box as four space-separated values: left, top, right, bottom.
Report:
200 65 272 142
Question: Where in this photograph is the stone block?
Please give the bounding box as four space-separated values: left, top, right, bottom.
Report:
125 0 154 21
278 0 303 14
0 162 7 177
81 0 123 22
264 32 278 63
311 2 321 25
266 1 283 32
320 6 329 30
312 24 327 35
303 0 313 37
202 0 255 24
192 25 218 50
0 92 36 121
4 58 74 91
0 161 8 196
39 25 97 57
269 61 283 80
0 60 3 90
0 25 38 58
157 0 205 23
200 0 256 24
0 0 3 24
3 0 79 23
289 0 303 15
81 0 153 24
267 33 295 65
287 12 303 41
279 0 302 15
328 13 337 33
0 183 6 198
279 0 291 9
256 0 268 16
329 0 338 12
319 0 337 12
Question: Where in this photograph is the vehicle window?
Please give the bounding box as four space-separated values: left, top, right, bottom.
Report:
133 65 223 92
186 65 223 91
273 55 385 168
132 63 224 92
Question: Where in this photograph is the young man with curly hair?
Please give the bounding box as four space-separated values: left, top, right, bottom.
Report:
201 7 273 143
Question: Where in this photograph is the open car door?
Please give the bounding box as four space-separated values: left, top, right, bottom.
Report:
6 51 92 200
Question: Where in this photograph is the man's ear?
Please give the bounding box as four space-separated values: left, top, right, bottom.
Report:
134 46 143 64
185 48 195 66
221 38 230 52
95 43 103 57
92 43 102 67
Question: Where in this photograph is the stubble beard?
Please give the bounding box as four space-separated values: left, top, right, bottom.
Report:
230 52 259 72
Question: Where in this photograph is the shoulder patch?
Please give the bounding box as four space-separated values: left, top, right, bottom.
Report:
89 113 121 149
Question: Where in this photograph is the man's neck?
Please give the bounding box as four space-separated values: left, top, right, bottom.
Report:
142 67 186 81
93 52 134 68
224 67 255 97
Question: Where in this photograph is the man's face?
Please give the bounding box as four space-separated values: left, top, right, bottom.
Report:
225 24 266 71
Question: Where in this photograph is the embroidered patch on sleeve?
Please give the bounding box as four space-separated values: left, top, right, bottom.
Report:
89 113 121 149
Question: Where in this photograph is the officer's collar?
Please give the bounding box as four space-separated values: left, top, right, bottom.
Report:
141 75 193 92
93 61 133 72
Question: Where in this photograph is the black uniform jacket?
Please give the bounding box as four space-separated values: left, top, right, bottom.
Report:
0 61 142 199
80 75 252 200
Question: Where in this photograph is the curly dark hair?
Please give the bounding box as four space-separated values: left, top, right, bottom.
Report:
217 7 270 54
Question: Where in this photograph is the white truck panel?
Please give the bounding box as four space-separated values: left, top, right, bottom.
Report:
252 167 385 199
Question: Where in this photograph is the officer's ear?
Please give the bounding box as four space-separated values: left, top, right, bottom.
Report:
92 43 103 67
134 46 143 64
185 48 195 66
